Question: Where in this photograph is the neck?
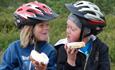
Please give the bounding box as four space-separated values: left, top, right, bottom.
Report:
82 36 89 44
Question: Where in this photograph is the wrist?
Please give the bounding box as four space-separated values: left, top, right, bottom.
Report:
67 59 76 66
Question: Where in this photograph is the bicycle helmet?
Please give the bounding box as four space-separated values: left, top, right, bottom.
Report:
14 1 58 29
65 1 106 35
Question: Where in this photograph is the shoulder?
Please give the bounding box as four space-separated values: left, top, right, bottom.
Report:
93 38 109 52
6 40 21 52
54 38 67 50
8 40 20 47
45 43 55 51
42 42 56 54
2 40 21 58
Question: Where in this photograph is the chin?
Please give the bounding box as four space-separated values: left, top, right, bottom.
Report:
40 38 48 41
67 38 72 43
67 38 77 43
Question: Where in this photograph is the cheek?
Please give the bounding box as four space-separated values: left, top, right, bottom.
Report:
33 28 40 38
67 31 81 42
72 32 80 41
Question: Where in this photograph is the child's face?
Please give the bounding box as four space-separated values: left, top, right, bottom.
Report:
66 19 81 42
33 22 49 41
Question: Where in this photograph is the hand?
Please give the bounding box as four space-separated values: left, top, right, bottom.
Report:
32 61 47 70
64 44 78 66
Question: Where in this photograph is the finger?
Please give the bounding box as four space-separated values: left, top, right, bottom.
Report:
31 60 35 65
64 44 68 50
32 61 39 67
64 44 69 53
35 67 39 70
39 62 47 69
70 48 77 54
64 44 73 54
67 48 72 54
40 62 46 66
35 61 39 65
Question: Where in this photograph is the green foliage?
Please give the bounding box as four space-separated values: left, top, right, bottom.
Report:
49 15 67 44
0 28 19 50
98 15 115 62
86 0 115 14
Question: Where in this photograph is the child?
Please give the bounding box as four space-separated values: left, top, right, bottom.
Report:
0 1 58 70
55 1 110 70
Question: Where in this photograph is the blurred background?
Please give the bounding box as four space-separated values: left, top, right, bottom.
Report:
0 0 115 69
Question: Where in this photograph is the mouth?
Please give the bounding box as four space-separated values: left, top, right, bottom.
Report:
41 32 48 35
67 35 70 38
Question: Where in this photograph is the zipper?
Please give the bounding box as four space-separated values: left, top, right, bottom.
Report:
29 62 32 70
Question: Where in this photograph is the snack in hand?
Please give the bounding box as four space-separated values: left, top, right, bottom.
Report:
67 42 85 49
30 50 49 65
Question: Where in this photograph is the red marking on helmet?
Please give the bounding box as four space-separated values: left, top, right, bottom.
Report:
88 20 105 25
30 1 52 14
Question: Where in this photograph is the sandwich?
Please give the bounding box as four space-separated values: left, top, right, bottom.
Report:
67 42 85 49
30 50 49 65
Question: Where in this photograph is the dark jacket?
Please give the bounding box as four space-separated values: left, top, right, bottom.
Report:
0 40 56 70
55 38 110 70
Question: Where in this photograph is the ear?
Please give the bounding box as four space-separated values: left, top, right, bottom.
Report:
83 27 91 37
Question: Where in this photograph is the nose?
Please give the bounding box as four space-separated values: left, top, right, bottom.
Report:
43 24 49 31
66 27 71 35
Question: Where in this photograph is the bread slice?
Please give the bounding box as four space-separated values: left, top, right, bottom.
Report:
67 42 85 49
30 50 49 64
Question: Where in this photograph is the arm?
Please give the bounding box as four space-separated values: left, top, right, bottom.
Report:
0 43 18 70
56 45 80 70
32 49 57 70
47 49 57 70
98 44 110 70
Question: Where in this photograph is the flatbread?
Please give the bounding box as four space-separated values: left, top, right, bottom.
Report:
30 50 49 64
67 42 85 49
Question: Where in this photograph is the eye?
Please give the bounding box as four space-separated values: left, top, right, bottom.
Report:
39 24 44 27
71 27 78 31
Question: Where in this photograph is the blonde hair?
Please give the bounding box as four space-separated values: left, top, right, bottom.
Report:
20 26 33 48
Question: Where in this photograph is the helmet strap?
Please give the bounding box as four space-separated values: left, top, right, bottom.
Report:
78 25 84 42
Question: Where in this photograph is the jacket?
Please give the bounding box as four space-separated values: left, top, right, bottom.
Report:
0 40 56 70
55 37 110 70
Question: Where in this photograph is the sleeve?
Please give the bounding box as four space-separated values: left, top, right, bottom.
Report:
56 45 78 70
47 49 57 70
98 43 110 70
0 42 18 70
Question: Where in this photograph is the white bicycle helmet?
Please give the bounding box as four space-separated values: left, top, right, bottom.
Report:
65 1 106 35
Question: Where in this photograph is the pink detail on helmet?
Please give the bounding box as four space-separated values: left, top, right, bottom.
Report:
15 1 52 19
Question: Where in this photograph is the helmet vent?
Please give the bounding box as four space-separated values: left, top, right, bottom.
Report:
76 2 83 5
85 11 96 15
43 6 47 9
94 7 98 10
17 8 23 11
35 7 44 13
27 9 35 13
27 5 31 7
82 6 89 8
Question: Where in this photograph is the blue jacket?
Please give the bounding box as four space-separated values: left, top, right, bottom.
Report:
0 40 57 70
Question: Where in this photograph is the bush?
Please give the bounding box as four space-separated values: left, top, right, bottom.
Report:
98 15 115 62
